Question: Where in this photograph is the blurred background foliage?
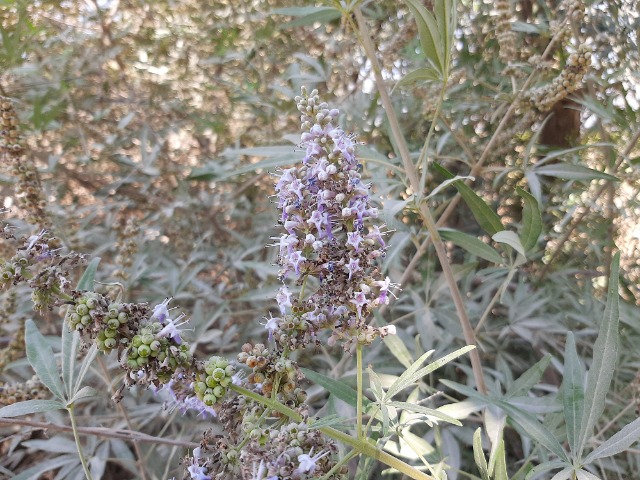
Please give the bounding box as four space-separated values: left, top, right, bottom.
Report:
1 0 640 478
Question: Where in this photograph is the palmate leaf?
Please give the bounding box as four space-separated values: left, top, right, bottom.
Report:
384 346 475 401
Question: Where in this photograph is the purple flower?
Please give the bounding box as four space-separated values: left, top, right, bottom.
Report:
296 448 330 474
157 313 188 344
276 285 292 315
151 298 172 323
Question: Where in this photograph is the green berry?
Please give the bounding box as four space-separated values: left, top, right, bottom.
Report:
149 340 161 352
212 386 225 398
104 328 117 338
132 335 142 348
104 338 117 349
76 304 89 315
127 359 138 369
194 382 207 395
203 394 216 406
141 333 154 345
137 344 151 357
136 356 148 366
107 318 120 329
118 312 128 324
86 297 97 309
212 367 226 381
205 376 217 388
80 315 91 326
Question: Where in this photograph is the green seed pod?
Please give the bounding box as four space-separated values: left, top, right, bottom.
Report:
225 365 236 376
203 394 216 406
212 367 226 381
69 313 81 324
194 382 207 395
118 312 128 324
104 338 117 349
80 315 92 326
141 333 154 345
136 356 148 366
132 335 142 348
97 330 107 341
127 359 138 369
137 344 151 357
96 340 105 351
107 318 120 329
86 297 97 309
104 328 117 338
76 304 89 316
220 376 232 387
149 340 161 351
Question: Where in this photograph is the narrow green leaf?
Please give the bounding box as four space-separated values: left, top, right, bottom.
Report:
300 368 370 409
492 230 526 258
385 346 475 401
25 319 66 401
492 439 509 480
387 401 462 425
440 229 504 264
61 326 80 400
549 468 574 480
562 332 585 459
584 416 640 463
575 470 601 480
383 332 414 369
516 187 542 251
384 350 434 401
577 253 620 460
77 257 100 291
433 163 504 235
9 456 73 480
68 385 97 405
499 401 569 462
505 354 552 398
473 428 490 480
524 462 572 480
534 164 618 182
394 67 441 90
427 175 475 199
0 399 64 418
404 0 444 73
73 344 98 395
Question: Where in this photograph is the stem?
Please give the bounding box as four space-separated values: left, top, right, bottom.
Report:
356 342 363 439
319 448 358 480
353 7 487 395
68 404 93 480
229 384 434 480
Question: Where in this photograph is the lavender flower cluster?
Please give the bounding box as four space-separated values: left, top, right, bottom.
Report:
271 87 396 350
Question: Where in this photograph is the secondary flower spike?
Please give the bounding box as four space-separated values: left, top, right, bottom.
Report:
272 87 398 350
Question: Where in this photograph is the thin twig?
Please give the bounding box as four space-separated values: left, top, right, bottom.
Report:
353 7 487 394
0 417 198 448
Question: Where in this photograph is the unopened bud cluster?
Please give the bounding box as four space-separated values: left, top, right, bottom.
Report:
238 342 306 405
0 375 48 406
0 229 84 311
495 0 517 64
525 44 590 112
113 216 140 281
193 355 236 406
0 98 50 229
